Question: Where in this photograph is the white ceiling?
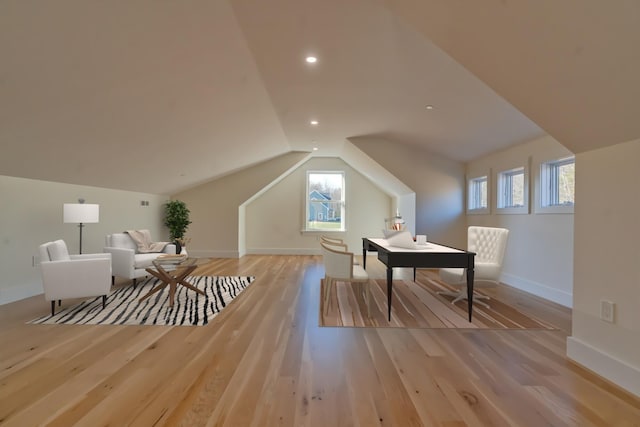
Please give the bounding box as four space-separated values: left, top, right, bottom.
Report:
1 0 638 195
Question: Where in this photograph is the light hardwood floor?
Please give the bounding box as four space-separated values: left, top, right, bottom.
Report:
1 255 639 426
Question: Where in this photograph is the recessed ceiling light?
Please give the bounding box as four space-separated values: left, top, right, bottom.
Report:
425 105 434 110
310 120 319 125
305 56 317 64
312 147 319 151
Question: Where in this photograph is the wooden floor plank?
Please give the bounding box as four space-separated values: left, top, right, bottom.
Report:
0 255 639 426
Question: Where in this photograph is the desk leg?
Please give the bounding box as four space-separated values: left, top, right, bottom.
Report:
362 247 367 269
466 266 474 322
387 267 393 321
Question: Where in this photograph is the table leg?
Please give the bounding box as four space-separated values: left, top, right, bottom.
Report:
362 246 367 269
387 266 393 321
140 275 169 302
466 266 474 322
168 279 177 307
179 278 207 296
142 264 201 307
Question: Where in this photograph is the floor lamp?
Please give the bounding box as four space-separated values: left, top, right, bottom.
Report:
63 200 99 254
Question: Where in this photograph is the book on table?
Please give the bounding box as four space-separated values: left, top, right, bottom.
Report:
156 253 188 264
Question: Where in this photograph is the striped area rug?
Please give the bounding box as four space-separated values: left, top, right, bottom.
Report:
320 273 557 329
29 275 255 326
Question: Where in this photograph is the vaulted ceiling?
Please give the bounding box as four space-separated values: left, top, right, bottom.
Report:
1 1 638 195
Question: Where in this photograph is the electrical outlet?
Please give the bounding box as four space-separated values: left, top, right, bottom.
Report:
32 255 40 267
600 300 615 323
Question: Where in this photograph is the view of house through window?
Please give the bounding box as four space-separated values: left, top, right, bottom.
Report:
541 157 575 207
468 176 488 211
306 171 345 231
498 167 525 208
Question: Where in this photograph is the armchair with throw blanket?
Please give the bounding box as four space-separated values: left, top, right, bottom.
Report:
104 230 177 286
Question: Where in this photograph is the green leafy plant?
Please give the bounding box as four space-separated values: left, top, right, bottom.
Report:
164 200 192 242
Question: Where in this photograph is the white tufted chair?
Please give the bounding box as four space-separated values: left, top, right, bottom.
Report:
438 226 509 307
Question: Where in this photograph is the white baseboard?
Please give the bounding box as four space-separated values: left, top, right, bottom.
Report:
501 272 573 308
567 336 640 398
0 282 43 305
246 248 320 255
189 250 239 259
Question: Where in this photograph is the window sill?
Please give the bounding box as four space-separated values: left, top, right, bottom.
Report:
535 205 574 214
466 208 490 215
496 206 529 215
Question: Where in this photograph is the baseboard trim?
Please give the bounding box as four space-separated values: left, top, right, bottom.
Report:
246 248 320 255
0 282 43 305
189 250 239 259
501 272 572 308
567 336 640 398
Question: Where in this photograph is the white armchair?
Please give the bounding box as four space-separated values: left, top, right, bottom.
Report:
39 240 112 316
104 232 177 286
438 226 509 307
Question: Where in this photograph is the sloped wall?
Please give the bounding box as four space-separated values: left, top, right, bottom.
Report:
245 156 391 254
172 152 310 257
351 137 466 248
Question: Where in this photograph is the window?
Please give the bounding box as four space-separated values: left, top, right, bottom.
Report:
467 175 488 214
538 156 575 213
305 171 345 231
497 166 528 213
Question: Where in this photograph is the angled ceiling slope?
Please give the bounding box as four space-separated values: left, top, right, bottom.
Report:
2 0 568 195
231 0 543 162
0 1 290 194
384 0 640 153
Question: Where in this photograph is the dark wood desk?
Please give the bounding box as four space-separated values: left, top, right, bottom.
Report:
362 238 476 322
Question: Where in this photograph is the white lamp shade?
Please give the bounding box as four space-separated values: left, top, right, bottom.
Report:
63 203 99 223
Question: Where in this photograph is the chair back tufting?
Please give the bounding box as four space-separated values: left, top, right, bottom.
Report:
468 226 509 265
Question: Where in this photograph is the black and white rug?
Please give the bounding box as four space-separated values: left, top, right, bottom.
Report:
29 275 255 326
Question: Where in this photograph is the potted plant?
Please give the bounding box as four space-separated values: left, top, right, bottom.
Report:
163 200 192 254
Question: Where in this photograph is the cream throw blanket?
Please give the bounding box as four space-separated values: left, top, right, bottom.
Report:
125 230 169 253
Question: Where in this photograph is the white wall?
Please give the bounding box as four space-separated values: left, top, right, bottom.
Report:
245 157 391 254
465 135 574 307
567 138 640 397
172 152 309 258
351 137 467 247
0 175 167 304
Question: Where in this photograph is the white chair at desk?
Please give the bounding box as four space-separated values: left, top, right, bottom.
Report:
438 226 509 307
320 242 370 317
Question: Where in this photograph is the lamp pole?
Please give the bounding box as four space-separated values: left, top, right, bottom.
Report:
78 222 85 254
63 199 99 254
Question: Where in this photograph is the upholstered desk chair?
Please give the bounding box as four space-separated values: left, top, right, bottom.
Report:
320 235 345 245
320 235 360 265
438 226 509 308
39 240 112 316
320 242 370 316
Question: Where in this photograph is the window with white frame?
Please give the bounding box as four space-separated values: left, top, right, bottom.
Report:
467 175 489 214
497 166 528 213
538 156 575 213
305 171 345 231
